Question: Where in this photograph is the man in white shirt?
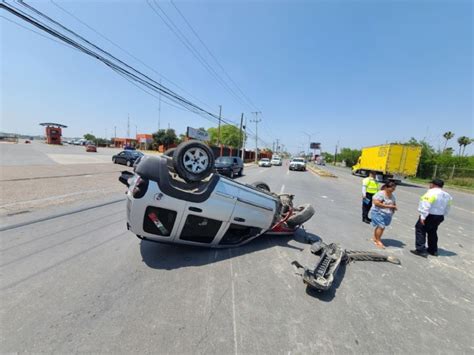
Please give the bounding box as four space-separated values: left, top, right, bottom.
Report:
411 178 453 257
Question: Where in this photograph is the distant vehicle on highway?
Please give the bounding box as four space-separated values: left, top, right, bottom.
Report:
271 156 282 166
289 157 306 171
214 156 243 178
124 145 136 150
258 158 272 167
86 145 97 152
112 150 144 167
24 140 31 144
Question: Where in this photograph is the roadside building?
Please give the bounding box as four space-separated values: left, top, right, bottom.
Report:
113 137 137 148
39 123 67 145
136 134 153 150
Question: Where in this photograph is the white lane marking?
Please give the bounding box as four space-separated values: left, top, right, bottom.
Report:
321 195 328 199
280 184 285 194
229 249 238 355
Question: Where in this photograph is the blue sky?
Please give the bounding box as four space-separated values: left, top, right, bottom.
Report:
1 0 473 154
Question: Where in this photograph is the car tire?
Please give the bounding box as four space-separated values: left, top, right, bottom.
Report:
112 158 116 164
230 170 234 179
238 168 243 176
126 160 132 167
251 181 271 192
287 204 315 228
172 140 214 183
163 148 175 158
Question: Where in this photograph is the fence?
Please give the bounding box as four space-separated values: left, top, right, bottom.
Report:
428 165 474 188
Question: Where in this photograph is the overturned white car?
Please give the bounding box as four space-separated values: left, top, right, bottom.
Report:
120 140 315 248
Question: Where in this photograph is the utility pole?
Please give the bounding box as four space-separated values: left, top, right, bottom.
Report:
114 126 117 140
217 105 222 144
276 138 280 153
241 117 247 160
272 141 275 153
334 141 339 166
250 111 262 163
127 114 130 139
135 125 138 137
158 79 162 131
239 113 244 156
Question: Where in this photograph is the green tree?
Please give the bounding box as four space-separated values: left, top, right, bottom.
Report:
152 129 178 148
83 133 96 142
207 124 245 148
338 148 361 167
442 131 455 151
457 136 471 156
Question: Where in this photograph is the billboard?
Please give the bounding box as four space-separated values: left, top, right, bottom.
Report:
187 127 210 141
310 142 321 149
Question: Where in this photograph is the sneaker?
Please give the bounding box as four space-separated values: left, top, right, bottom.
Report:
363 218 371 224
410 249 428 258
427 251 438 256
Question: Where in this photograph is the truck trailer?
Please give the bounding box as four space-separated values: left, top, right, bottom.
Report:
352 144 422 182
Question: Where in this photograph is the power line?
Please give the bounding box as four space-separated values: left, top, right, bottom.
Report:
2 0 235 128
49 0 214 112
169 0 259 112
147 0 251 111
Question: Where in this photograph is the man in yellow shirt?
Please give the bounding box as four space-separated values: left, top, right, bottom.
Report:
362 171 379 224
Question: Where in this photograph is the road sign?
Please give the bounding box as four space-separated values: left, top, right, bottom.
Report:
187 127 210 141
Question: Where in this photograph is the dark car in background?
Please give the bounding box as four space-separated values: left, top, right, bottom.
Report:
112 150 144 167
214 156 243 178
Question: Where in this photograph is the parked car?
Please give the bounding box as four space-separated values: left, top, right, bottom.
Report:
258 158 272 167
124 145 136 150
112 150 144 167
24 140 31 144
289 157 306 171
214 156 244 178
271 157 282 166
119 140 315 248
86 144 97 152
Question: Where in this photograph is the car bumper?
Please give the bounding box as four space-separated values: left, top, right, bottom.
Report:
216 168 232 175
289 165 306 170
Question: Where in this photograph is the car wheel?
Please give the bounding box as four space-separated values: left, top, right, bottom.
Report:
172 140 214 183
126 160 132 167
251 181 271 192
238 168 243 176
112 158 116 164
230 170 234 179
287 204 315 228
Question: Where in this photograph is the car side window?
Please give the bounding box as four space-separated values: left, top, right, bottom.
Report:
119 152 125 156
233 158 238 164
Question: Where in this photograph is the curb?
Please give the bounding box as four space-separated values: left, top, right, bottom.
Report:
307 164 338 178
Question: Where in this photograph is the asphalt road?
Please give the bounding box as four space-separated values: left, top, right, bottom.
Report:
1 163 473 353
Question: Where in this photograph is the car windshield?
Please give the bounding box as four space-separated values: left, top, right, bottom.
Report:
130 151 143 157
261 159 269 161
272 158 280 160
216 157 233 164
292 158 304 162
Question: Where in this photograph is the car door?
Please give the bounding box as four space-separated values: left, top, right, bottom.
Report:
119 151 127 164
232 157 239 174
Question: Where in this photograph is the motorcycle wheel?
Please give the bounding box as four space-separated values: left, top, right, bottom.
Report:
286 204 315 228
251 181 271 192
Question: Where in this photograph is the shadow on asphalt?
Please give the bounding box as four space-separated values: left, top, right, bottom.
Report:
140 231 307 271
437 248 457 257
381 238 406 248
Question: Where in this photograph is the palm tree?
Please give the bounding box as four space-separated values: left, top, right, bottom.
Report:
442 131 455 151
457 136 471 156
461 137 472 156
